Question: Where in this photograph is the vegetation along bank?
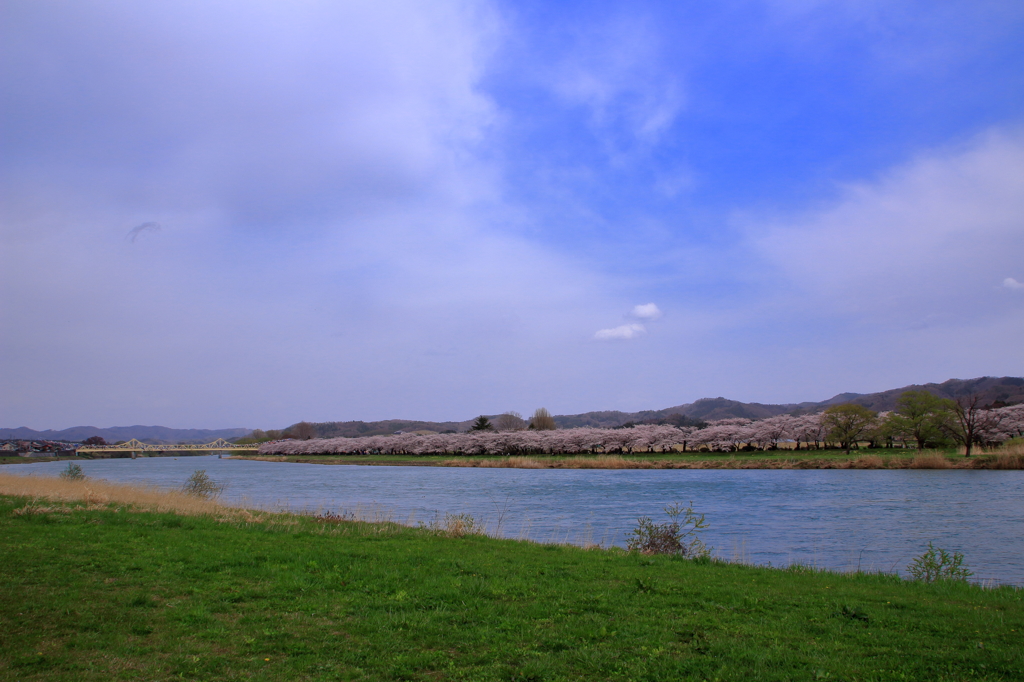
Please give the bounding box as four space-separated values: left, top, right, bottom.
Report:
1 472 1022 680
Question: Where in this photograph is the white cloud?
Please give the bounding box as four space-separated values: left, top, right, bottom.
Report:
594 323 646 340
1005 277 1024 290
631 303 662 320
752 127 1024 323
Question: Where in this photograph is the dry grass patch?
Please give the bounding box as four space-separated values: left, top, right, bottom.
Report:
0 472 270 522
909 453 953 469
992 452 1024 470
852 455 885 469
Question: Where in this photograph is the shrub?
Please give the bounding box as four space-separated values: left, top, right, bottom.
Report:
626 502 710 558
59 462 85 481
429 512 482 538
181 470 225 499
907 542 972 582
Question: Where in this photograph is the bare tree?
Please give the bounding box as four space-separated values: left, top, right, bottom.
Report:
943 395 1004 457
292 421 317 440
529 407 557 431
495 411 526 431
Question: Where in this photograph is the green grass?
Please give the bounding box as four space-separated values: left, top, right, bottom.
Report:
1 494 1021 681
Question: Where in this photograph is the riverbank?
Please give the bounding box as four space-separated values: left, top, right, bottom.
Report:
0 454 82 466
2 475 1021 680
233 447 1024 469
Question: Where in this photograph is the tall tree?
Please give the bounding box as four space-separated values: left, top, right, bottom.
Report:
884 391 949 450
820 404 877 454
495 411 526 432
529 408 557 431
292 421 317 440
942 394 1004 457
470 415 494 432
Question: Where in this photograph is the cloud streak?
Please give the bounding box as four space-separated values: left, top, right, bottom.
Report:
594 323 646 341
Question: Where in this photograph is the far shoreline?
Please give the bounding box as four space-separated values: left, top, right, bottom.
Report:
228 450 1023 470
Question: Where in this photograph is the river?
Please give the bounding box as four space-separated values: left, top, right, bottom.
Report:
4 455 1022 585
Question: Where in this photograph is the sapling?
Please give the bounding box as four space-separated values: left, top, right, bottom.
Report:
626 502 710 557
181 470 225 499
907 543 972 582
59 462 85 481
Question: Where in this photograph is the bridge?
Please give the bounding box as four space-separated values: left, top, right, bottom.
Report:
76 438 259 453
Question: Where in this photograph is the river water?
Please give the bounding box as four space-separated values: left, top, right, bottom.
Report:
4 456 1022 585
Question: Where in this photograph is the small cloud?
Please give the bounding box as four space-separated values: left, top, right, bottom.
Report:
594 323 646 340
631 303 662 320
126 222 161 243
1004 277 1024 290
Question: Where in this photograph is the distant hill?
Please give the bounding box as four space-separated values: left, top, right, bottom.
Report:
7 377 1020 443
293 376 1024 436
0 425 251 444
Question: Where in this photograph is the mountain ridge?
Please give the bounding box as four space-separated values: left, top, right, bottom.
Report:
304 376 1024 437
0 425 251 444
4 376 1021 443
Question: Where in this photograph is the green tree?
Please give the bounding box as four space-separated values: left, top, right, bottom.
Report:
884 391 950 450
820 404 877 454
470 415 494 432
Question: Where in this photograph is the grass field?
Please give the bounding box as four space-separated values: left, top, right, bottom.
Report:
1 475 1022 681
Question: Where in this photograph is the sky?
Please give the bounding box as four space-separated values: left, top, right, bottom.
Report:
2 0 1023 430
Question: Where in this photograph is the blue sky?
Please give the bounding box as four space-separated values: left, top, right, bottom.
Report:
2 0 1022 429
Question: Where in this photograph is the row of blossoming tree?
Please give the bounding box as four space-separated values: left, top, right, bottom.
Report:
259 395 1024 458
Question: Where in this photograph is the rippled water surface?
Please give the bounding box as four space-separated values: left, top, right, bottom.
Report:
5 456 1023 585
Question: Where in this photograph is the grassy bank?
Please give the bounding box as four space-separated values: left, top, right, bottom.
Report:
233 447 1024 470
1 475 1022 680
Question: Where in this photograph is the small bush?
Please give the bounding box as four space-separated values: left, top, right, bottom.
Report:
907 542 972 582
429 512 482 538
181 470 225 499
626 502 710 558
59 463 85 481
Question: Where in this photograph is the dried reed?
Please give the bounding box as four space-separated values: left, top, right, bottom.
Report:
909 453 953 469
992 453 1024 470
0 473 267 522
852 455 885 469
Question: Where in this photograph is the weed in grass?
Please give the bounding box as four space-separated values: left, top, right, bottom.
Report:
59 462 86 480
832 604 870 622
626 502 710 557
908 542 973 582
